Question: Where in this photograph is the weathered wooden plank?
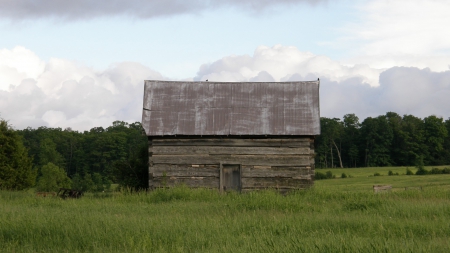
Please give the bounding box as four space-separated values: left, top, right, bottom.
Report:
241 166 313 178
151 138 312 147
151 146 310 155
152 154 313 166
151 164 219 177
241 177 313 188
151 176 219 188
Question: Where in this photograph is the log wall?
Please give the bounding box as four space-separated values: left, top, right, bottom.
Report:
148 137 315 192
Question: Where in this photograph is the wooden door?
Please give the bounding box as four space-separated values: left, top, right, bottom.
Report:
220 164 241 192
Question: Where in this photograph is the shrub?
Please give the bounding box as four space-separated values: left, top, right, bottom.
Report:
415 155 428 175
326 171 334 179
388 170 399 176
315 171 335 180
36 162 71 192
373 172 381 176
406 168 414 175
314 171 327 180
443 168 450 174
431 168 443 174
415 168 429 175
341 173 347 178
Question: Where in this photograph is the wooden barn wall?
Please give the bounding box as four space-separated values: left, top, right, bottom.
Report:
148 137 315 192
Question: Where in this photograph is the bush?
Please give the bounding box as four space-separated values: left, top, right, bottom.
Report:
388 170 399 176
326 171 333 179
431 168 443 174
315 171 327 180
415 155 428 175
415 168 429 175
71 173 111 192
36 162 71 192
315 171 335 180
373 172 381 176
406 168 414 175
443 168 450 174
341 173 347 178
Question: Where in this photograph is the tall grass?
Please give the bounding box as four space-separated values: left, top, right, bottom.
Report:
1 183 450 252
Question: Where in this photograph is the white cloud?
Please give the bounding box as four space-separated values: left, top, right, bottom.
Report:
0 48 164 130
196 45 382 87
1 45 449 132
342 0 450 72
195 45 450 120
0 46 45 91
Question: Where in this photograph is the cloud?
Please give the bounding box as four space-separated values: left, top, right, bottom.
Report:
0 0 328 21
0 47 164 130
307 68 450 121
342 0 450 72
195 45 382 87
1 45 449 132
194 45 450 120
0 46 45 91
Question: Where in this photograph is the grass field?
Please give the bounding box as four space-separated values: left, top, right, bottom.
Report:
1 166 450 253
316 165 450 192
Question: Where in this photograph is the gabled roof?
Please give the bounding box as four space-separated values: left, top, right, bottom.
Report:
142 80 320 136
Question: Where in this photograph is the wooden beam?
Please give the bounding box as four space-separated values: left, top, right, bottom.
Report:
151 146 310 155
152 154 313 166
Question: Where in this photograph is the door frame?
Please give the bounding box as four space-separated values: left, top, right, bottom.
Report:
219 162 242 193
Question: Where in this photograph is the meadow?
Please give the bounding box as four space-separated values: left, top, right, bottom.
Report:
1 166 450 253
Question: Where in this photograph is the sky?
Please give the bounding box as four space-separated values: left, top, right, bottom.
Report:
0 0 449 131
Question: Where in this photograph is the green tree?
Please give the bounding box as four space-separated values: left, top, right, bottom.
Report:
36 162 72 192
113 122 149 189
397 115 426 166
38 138 65 168
320 117 344 168
385 112 404 166
342 114 360 167
360 115 393 167
0 119 36 190
423 115 448 165
443 118 450 164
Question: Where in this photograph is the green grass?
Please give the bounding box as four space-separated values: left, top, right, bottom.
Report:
1 168 450 252
316 165 450 191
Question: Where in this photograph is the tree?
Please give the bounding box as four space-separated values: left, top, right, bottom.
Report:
343 114 360 167
0 119 37 190
423 115 448 165
443 118 450 164
36 162 72 192
38 138 65 168
360 116 393 167
399 115 426 166
321 117 344 168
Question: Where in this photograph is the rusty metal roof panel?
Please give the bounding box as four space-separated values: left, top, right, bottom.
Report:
142 80 320 136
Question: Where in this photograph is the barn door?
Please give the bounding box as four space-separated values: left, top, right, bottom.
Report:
220 164 241 192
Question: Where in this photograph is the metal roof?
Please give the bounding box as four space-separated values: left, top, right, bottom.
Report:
142 80 320 136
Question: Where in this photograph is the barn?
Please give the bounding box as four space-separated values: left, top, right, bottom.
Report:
142 80 320 192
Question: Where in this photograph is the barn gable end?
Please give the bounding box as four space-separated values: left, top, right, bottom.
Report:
142 80 320 192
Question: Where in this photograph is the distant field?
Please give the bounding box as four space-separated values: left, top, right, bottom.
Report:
1 167 450 252
316 165 450 192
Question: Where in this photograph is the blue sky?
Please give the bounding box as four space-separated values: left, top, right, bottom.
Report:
0 0 449 130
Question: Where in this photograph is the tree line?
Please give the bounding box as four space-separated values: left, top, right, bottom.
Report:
1 112 449 191
315 112 450 168
1 119 148 191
